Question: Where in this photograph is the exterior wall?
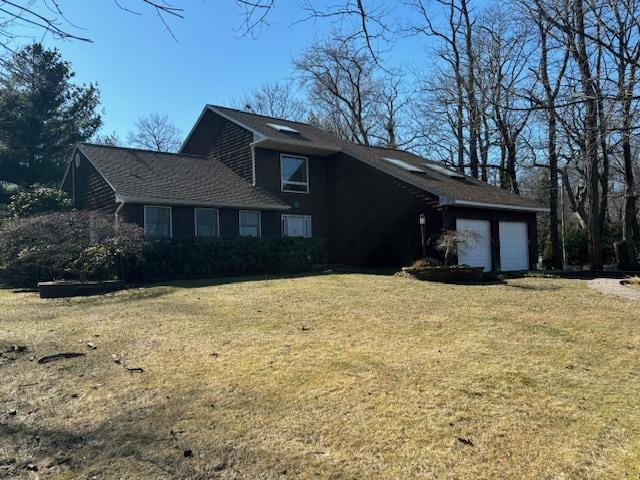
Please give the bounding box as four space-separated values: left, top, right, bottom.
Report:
62 152 116 212
120 203 281 239
442 206 539 270
180 109 254 182
253 148 328 240
326 153 443 266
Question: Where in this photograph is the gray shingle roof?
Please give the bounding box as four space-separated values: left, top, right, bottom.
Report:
208 105 546 211
76 143 289 210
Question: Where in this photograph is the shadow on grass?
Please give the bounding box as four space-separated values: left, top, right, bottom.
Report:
136 267 398 291
505 283 561 291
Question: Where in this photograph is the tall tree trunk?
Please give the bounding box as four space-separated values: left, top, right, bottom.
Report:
461 0 480 178
572 0 602 269
620 62 640 268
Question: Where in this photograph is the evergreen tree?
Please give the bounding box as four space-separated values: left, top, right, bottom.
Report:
0 43 102 187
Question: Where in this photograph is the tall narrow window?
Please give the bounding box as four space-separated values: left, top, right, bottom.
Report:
239 210 261 237
282 214 312 238
280 154 309 193
144 206 172 240
195 208 219 237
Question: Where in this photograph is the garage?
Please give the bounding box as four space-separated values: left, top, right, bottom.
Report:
499 221 529 271
456 219 492 271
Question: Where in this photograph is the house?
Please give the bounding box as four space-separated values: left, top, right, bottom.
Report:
61 105 548 271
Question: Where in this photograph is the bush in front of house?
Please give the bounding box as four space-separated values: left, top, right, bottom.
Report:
0 210 143 287
8 186 72 217
121 236 324 282
0 209 323 287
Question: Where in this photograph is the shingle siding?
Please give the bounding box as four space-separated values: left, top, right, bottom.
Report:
253 148 328 240
181 109 255 183
120 203 281 239
326 153 442 266
62 153 116 212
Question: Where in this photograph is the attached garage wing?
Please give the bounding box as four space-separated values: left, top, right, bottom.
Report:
456 219 492 271
499 221 529 271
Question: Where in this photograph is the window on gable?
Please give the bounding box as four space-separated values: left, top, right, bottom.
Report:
239 210 261 237
144 206 172 240
280 154 309 193
195 208 219 237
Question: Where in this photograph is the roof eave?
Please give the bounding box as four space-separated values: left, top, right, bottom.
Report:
439 197 550 213
117 195 290 211
250 138 340 157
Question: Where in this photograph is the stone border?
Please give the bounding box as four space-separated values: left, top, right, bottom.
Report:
587 278 640 301
38 280 125 299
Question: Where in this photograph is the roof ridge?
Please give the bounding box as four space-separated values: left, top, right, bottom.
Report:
207 104 312 127
78 142 206 159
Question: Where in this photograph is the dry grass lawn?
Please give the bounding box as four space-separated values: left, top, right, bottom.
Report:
627 276 640 292
1 274 639 479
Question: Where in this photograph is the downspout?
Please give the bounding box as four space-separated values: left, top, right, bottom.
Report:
115 201 125 233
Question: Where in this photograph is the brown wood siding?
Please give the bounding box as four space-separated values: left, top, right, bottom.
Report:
181 109 254 182
63 153 116 212
253 148 327 240
120 204 280 239
442 206 539 270
326 153 442 266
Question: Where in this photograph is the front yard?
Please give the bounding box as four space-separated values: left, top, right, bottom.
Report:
1 274 639 479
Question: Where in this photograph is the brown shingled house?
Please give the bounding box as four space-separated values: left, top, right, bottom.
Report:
61 105 548 271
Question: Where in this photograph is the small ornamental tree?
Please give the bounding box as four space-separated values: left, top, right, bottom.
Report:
436 229 481 266
8 187 72 217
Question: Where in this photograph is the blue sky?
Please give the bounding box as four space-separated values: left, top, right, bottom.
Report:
22 1 431 142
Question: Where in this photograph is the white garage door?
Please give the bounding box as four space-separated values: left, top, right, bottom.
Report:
456 219 492 271
499 221 529 271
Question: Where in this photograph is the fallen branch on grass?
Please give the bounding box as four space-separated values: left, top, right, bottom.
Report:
37 353 86 364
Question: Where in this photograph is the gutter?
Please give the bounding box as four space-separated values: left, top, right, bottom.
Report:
117 195 290 211
439 197 550 213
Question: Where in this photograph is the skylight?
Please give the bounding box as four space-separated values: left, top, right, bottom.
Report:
266 123 300 134
381 157 425 173
423 163 465 178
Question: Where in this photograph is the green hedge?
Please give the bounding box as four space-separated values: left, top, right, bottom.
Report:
122 237 323 282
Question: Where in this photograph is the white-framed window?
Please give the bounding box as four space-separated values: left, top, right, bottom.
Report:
282 214 312 238
194 208 220 237
239 210 261 237
144 205 172 240
280 154 309 193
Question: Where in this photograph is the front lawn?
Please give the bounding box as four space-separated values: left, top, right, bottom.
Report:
1 274 639 479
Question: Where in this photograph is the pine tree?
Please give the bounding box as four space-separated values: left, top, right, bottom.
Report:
0 43 102 187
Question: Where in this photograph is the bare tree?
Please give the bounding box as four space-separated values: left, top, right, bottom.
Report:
527 0 570 268
127 114 181 152
238 81 308 121
409 0 467 173
93 131 121 147
294 37 380 145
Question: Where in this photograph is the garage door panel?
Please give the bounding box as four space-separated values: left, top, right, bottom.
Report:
456 219 492 271
499 221 529 271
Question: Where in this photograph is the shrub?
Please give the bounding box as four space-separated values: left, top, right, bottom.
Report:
9 186 72 217
121 237 323 283
0 210 143 287
411 257 443 268
564 221 621 266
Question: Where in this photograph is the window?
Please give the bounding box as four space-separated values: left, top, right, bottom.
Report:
381 157 425 173
280 154 309 193
195 208 219 237
239 210 261 237
282 214 312 238
144 206 172 240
